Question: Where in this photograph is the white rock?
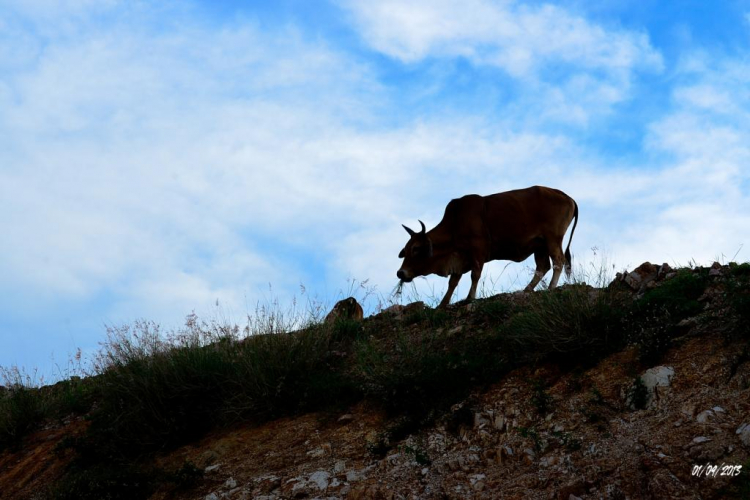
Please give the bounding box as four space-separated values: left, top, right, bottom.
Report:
306 447 326 458
308 471 330 490
642 366 674 390
337 414 354 424
474 412 490 428
205 494 219 500
205 464 221 473
696 410 715 423
224 477 237 489
334 460 346 474
540 455 558 467
712 406 725 413
346 466 373 483
640 366 675 407
693 436 711 444
737 423 750 447
469 474 486 484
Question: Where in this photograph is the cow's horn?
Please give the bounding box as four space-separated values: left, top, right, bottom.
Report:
418 220 426 234
402 224 416 236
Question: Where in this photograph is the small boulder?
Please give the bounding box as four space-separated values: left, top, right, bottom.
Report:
709 262 723 277
337 414 354 424
308 471 330 491
737 423 750 447
622 262 660 292
696 410 715 423
640 366 674 407
325 297 364 323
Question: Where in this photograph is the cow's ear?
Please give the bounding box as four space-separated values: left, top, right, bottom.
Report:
399 248 405 258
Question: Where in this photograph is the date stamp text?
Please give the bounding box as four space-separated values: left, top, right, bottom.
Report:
692 463 743 478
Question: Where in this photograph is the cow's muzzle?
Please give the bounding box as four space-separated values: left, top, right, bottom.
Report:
397 269 413 282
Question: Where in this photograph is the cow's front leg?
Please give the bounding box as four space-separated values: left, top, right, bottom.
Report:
466 262 484 301
439 273 462 308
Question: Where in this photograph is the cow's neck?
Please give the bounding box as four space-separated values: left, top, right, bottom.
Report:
426 228 451 247
427 229 465 276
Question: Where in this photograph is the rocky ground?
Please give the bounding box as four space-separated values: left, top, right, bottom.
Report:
1 263 749 499
153 333 749 499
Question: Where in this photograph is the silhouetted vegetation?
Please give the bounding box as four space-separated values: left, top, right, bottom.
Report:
2 262 749 499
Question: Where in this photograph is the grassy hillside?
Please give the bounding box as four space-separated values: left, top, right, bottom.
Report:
1 262 749 499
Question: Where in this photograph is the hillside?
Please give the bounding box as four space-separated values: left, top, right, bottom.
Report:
1 262 749 499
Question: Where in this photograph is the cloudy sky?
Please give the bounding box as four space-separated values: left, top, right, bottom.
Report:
2 0 750 378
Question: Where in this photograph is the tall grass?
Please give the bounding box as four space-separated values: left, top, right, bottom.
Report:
82 315 359 461
0 367 46 450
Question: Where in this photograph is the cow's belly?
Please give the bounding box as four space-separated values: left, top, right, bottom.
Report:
491 238 541 263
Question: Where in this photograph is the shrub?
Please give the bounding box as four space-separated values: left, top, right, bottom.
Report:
627 376 648 410
402 307 450 328
530 378 552 416
80 317 359 461
0 385 46 450
636 269 708 320
500 286 627 365
0 367 48 450
328 318 365 342
474 298 512 323
624 306 675 365
52 463 156 500
725 263 750 340
354 327 507 420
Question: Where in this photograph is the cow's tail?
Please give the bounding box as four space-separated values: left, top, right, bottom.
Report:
564 200 578 278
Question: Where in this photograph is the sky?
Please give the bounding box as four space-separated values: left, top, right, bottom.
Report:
2 0 750 380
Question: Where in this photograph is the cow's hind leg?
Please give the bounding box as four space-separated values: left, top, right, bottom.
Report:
466 261 484 302
524 248 551 292
439 273 462 308
548 239 566 289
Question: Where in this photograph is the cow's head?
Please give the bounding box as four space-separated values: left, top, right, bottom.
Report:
397 220 433 282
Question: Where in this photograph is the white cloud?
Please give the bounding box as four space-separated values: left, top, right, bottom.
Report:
340 0 661 72
338 0 662 125
0 7 381 317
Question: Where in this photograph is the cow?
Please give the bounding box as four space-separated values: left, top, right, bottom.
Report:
325 297 364 323
396 186 578 308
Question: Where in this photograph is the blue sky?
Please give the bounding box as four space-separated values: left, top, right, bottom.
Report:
2 0 750 380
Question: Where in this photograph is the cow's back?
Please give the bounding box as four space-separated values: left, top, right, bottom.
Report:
483 186 575 259
484 186 572 227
